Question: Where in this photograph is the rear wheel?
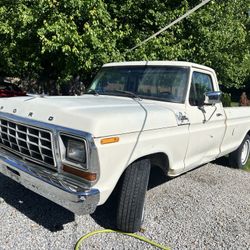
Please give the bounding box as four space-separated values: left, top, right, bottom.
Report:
116 159 151 233
229 135 250 169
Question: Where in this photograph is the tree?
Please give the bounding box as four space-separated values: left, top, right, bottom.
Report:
107 0 250 89
0 0 127 92
0 0 249 92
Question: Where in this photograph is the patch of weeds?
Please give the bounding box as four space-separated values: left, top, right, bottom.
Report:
244 160 250 172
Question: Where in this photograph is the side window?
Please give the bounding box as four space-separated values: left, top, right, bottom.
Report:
189 72 213 106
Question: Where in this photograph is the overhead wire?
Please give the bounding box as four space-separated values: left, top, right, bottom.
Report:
127 0 212 53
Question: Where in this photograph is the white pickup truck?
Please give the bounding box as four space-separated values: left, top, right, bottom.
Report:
0 61 249 232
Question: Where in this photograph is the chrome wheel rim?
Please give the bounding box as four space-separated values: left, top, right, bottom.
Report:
141 206 145 223
241 139 250 165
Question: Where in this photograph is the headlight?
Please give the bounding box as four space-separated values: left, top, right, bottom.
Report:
66 138 86 163
60 134 87 168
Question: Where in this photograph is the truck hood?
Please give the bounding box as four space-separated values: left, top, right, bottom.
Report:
0 95 178 137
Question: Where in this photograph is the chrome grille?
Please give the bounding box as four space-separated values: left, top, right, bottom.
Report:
0 118 55 167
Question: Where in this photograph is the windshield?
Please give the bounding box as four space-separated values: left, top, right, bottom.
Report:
88 66 189 103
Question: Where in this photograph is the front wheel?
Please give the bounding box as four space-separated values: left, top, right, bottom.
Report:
116 159 151 233
229 135 250 169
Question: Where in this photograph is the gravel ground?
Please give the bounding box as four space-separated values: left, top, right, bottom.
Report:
0 162 250 250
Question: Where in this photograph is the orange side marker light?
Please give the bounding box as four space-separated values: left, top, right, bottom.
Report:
100 137 119 145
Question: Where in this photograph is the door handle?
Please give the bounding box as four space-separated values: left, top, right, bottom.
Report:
216 113 223 117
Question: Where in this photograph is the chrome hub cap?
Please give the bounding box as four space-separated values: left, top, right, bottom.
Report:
241 139 250 165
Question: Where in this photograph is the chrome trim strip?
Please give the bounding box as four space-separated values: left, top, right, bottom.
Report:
0 148 99 214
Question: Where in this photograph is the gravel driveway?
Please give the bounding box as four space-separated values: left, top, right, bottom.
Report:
0 162 249 250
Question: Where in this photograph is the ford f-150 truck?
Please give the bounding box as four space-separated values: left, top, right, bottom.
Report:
0 61 249 232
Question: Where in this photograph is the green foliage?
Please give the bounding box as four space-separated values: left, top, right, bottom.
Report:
36 0 125 82
108 0 250 89
245 160 250 172
221 92 232 107
0 0 249 91
0 0 126 85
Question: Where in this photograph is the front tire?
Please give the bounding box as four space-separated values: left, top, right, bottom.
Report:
229 135 250 169
116 159 151 233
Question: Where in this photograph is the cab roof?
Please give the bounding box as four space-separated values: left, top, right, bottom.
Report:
103 61 215 73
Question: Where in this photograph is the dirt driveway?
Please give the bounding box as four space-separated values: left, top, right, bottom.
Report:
0 163 249 250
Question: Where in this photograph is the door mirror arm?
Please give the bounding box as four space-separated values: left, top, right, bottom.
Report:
198 104 218 124
198 105 207 123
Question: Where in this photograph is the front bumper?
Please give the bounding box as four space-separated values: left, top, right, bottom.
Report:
0 148 99 215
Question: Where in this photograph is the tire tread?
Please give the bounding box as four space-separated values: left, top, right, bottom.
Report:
116 159 151 232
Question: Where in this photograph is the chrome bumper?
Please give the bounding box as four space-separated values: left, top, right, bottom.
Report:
0 148 99 215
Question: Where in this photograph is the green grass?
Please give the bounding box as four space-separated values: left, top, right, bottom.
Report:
244 160 250 172
231 102 239 107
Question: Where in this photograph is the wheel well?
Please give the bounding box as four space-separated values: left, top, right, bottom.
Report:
248 131 250 137
112 153 169 195
121 152 170 181
146 152 169 176
111 153 169 199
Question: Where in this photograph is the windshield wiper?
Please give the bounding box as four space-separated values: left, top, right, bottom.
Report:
111 90 141 99
85 89 141 99
85 89 99 95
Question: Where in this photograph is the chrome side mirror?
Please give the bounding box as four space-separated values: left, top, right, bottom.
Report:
204 91 222 105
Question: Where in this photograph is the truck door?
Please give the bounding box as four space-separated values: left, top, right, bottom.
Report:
184 69 226 169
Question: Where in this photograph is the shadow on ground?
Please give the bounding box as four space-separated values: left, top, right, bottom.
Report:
212 156 230 167
0 166 171 231
91 166 170 229
0 173 75 232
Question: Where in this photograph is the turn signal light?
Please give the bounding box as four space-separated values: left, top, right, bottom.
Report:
100 137 119 145
62 165 97 181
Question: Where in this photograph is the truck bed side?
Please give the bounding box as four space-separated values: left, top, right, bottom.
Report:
219 107 250 156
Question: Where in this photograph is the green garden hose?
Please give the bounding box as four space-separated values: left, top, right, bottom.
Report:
75 229 170 250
